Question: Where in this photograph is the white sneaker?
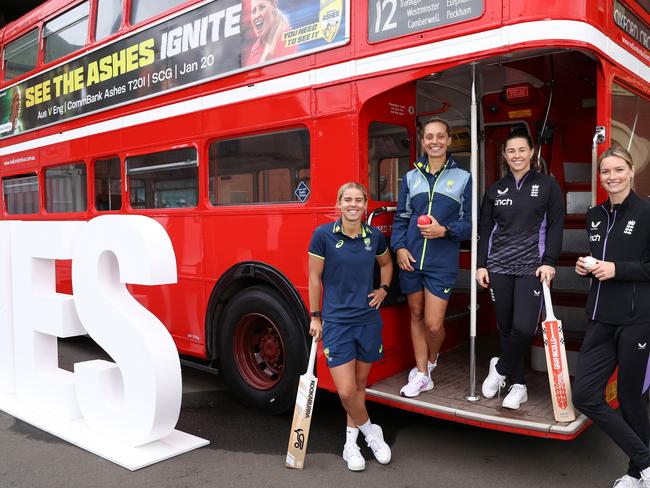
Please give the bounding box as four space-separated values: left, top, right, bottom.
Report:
482 357 506 399
400 372 434 398
502 384 528 410
365 424 391 464
342 443 365 471
640 471 650 488
408 355 439 381
613 475 641 487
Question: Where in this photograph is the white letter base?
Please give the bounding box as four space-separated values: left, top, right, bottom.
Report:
0 392 209 470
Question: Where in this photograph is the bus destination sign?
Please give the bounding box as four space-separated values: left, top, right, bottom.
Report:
368 0 484 43
0 0 349 139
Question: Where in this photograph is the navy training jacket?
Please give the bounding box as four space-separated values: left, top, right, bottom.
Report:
391 156 472 274
585 191 650 325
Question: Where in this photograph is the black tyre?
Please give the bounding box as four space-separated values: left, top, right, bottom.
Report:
219 285 308 414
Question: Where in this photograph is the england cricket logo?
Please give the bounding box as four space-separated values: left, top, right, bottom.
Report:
624 220 636 235
530 184 539 197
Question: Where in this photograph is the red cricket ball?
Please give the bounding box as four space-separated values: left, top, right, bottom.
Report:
417 215 432 225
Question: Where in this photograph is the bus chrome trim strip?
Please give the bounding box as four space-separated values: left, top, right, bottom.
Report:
365 387 589 433
2 20 648 158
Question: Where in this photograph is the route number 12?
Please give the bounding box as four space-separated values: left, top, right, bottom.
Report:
374 0 397 33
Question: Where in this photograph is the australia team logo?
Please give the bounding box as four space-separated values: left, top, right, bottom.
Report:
319 0 343 42
446 179 454 191
364 237 372 251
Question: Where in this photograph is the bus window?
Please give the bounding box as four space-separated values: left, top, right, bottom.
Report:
3 173 39 214
95 0 123 41
368 122 410 201
611 83 650 199
126 147 198 209
130 0 187 25
209 128 310 206
3 29 39 81
45 163 88 213
94 157 122 211
44 1 90 64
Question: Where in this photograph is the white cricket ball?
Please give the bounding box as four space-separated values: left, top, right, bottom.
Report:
583 256 597 270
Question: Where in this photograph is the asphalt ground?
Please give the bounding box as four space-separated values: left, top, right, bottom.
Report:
0 337 637 488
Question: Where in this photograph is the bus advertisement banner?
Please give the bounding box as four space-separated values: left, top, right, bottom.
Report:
613 0 650 62
0 0 349 139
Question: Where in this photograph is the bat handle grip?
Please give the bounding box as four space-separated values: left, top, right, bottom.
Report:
306 336 318 377
542 280 556 320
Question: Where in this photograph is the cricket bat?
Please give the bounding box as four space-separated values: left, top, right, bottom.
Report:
541 281 576 422
285 336 319 469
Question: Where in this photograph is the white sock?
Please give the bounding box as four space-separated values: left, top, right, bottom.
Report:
641 466 650 479
429 353 439 369
346 426 359 445
358 419 373 438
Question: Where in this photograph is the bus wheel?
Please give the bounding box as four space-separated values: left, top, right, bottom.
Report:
219 286 307 414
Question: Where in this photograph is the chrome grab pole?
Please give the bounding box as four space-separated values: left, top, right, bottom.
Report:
467 63 480 402
591 126 606 207
367 206 397 226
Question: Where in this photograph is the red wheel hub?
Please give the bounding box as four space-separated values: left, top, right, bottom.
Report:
233 313 285 390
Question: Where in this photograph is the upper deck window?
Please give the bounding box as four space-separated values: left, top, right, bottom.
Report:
44 1 90 64
130 0 187 25
95 0 123 41
2 29 39 81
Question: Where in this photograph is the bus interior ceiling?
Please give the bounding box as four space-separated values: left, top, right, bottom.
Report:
366 50 598 434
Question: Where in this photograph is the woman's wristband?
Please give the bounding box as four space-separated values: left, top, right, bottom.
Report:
310 311 321 318
380 284 390 293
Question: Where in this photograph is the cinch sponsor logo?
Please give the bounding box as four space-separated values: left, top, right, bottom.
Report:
495 198 513 206
590 234 601 242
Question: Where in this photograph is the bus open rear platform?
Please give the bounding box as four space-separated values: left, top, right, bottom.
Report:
365 339 590 440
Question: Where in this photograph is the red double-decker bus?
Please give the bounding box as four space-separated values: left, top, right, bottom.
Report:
1 0 648 439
